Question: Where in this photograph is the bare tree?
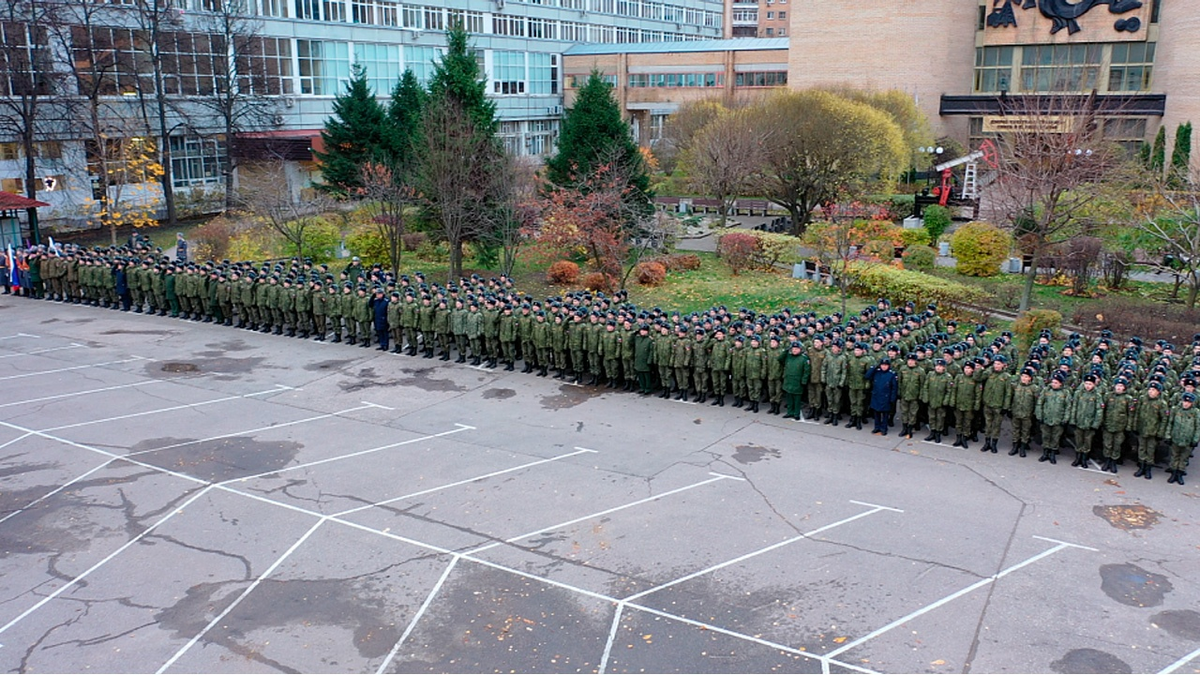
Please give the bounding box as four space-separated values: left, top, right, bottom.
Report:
485 153 538 276
984 94 1122 312
684 108 765 227
358 161 417 274
128 0 184 229
658 98 725 175
188 0 279 210
238 161 333 261
0 0 68 243
417 96 501 281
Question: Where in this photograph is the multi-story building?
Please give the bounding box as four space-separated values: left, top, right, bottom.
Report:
563 37 786 145
0 0 724 230
787 0 1196 158
725 0 786 39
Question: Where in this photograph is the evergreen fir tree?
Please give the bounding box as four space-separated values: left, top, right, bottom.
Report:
1150 125 1167 176
546 71 651 209
385 69 426 170
315 63 388 194
1170 121 1193 185
427 23 497 135
1137 141 1152 170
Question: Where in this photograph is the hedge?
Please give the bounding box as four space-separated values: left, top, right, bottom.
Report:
847 263 990 312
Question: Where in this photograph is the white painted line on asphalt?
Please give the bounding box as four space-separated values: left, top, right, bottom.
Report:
623 502 899 603
848 500 906 513
0 333 39 341
0 379 171 409
597 604 624 674
466 474 731 556
0 432 31 452
156 518 328 674
0 343 85 360
360 400 395 410
374 556 461 675
574 446 599 453
0 460 113 526
1159 645 1200 674
40 386 292 432
124 404 378 458
335 448 598 517
229 423 475 483
0 485 215 639
707 471 746 481
823 538 1094 659
670 398 697 405
0 356 148 381
1031 535 1098 551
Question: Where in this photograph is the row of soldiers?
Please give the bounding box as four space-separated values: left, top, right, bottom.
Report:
11 243 1200 485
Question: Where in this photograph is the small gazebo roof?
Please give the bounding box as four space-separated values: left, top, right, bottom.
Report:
0 191 49 210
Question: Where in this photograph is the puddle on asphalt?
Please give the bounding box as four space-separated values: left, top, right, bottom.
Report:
339 366 465 393
1150 609 1200 641
482 388 516 400
1100 563 1173 607
540 384 603 410
1092 504 1161 531
1050 648 1132 674
137 436 302 482
732 444 782 465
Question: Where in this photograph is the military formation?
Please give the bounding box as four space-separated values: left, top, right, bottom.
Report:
4 241 1199 486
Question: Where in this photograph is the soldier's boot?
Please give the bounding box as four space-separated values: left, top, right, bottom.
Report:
952 434 964 448
969 433 979 443
692 391 702 403
423 348 434 358
658 386 670 398
584 373 595 385
1018 442 1028 458
855 417 863 430
505 360 515 372
900 424 910 438
988 438 998 452
553 367 563 378
332 334 341 343
1048 450 1058 465
674 388 687 401
831 413 842 426
274 326 283 335
1071 451 1083 467
844 415 856 429
1038 446 1051 462
347 336 357 345
1134 462 1147 477
287 328 296 337
1143 463 1152 479
134 306 143 314
522 362 533 373
1177 471 1186 486
717 395 725 407
392 344 402 354
981 439 991 453
440 350 450 361
770 402 780 415
1008 441 1020 456
224 318 232 326
749 401 759 413
732 396 743 408
361 339 371 349
924 429 938 442
932 431 943 444
1168 470 1178 484
456 353 467 363
539 365 548 377
473 356 483 367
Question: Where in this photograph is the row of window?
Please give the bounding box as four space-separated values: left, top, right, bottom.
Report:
497 118 559 156
973 42 1156 93
627 72 725 88
0 141 63 162
246 0 722 29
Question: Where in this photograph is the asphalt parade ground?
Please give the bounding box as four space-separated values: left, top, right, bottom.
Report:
1 298 1199 675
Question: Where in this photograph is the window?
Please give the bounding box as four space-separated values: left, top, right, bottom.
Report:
561 21 586 42
403 45 443 84
766 11 773 19
34 141 61 160
0 178 23 193
402 5 422 28
323 0 345 21
590 0 614 13
528 54 557 95
492 51 525 95
237 36 293 95
259 0 285 16
735 71 787 86
169 136 225 187
1104 117 1149 156
1019 43 1101 92
765 27 773 36
297 39 349 95
1109 42 1155 92
528 18 557 40
446 9 483 32
424 6 444 30
0 143 19 161
628 72 724 88
352 0 398 25
527 119 557 156
158 31 223 96
295 0 319 19
778 27 785 35
492 15 526 36
71 26 151 96
973 45 1013 92
354 43 401 94
778 11 785 19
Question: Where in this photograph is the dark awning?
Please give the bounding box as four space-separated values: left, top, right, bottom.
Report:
0 191 50 210
940 94 1167 117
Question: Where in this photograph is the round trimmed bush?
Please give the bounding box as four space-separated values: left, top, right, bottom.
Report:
902 245 937 272
951 221 1012 277
635 261 667 287
547 260 580 285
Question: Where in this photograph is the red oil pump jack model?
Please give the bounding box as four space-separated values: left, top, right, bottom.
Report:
932 139 1001 208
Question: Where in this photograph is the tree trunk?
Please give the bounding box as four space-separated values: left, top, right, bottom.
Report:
1019 249 1039 313
1187 273 1199 309
449 237 463 281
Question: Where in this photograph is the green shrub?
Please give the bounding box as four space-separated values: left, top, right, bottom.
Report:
753 231 802 267
899 227 931 247
950 221 1012 277
923 205 951 243
847 263 989 313
344 227 390 267
1012 309 1062 351
717 232 760 274
280 216 340 263
901 245 937 272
